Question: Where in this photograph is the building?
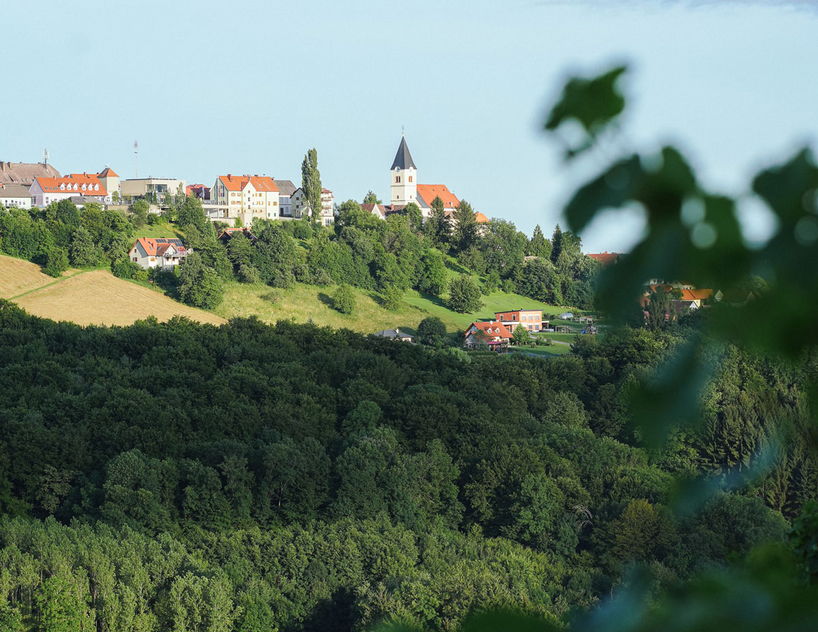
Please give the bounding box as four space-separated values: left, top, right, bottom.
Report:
212 174 280 226
121 178 186 201
274 179 297 218
97 167 120 199
587 252 621 266
0 184 33 209
129 238 189 270
361 203 389 219
464 321 512 350
30 174 109 207
495 309 544 332
0 161 60 186
389 136 472 221
373 328 415 343
217 227 257 243
186 184 211 200
291 187 335 225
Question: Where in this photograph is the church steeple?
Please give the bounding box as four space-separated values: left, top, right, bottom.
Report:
390 135 417 206
391 136 416 170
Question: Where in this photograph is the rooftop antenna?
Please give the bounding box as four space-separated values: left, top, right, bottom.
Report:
401 125 405 137
133 140 139 178
43 148 49 166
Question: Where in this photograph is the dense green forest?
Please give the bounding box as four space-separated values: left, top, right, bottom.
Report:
0 301 812 630
0 193 598 314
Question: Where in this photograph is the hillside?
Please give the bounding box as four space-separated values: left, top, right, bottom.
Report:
213 280 576 334
0 255 224 326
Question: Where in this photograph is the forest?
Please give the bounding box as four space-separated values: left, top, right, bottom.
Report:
0 301 812 631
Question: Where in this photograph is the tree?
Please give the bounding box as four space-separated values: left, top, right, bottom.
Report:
447 274 482 313
69 226 101 267
452 200 478 252
131 199 150 228
363 191 381 205
527 224 552 259
518 258 563 304
331 284 355 314
402 202 423 233
417 316 447 347
512 324 532 346
177 252 224 308
302 148 322 223
43 246 69 277
424 197 450 247
416 249 448 296
177 196 208 233
381 285 403 311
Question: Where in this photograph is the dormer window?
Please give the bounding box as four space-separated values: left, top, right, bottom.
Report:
59 183 65 190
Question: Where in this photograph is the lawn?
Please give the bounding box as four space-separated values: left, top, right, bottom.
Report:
510 344 573 357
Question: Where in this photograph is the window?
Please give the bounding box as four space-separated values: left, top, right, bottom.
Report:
396 176 401 183
408 176 413 182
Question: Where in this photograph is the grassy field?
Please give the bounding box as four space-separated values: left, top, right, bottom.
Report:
214 281 578 336
0 255 223 326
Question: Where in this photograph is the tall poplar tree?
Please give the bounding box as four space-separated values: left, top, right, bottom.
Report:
301 148 322 223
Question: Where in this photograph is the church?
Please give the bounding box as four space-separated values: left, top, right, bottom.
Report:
364 136 488 223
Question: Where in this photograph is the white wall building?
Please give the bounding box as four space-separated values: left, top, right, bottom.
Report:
390 136 417 207
29 174 109 207
129 238 190 270
212 174 280 226
0 184 33 209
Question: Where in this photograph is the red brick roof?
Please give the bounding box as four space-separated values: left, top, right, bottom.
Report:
35 174 107 196
218 175 278 193
465 320 512 339
417 184 459 209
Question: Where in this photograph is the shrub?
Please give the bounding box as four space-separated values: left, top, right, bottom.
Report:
111 258 142 280
381 285 403 311
417 317 448 347
332 284 355 314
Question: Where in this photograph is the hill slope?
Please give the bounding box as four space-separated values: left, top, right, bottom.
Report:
0 255 224 327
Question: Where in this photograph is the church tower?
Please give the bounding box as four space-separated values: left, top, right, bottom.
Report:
390 136 417 206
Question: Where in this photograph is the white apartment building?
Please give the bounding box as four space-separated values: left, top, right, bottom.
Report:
212 174 280 226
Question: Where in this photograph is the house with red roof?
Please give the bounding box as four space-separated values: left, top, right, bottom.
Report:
464 321 512 350
212 174 280 226
129 238 190 270
30 173 109 207
587 252 620 266
97 167 120 199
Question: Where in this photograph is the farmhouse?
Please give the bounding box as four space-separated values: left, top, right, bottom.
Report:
464 321 512 350
495 309 544 332
129 238 190 270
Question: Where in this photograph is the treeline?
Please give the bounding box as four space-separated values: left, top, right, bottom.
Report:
0 303 809 629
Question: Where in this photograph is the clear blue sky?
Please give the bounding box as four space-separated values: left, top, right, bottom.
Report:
4 0 817 251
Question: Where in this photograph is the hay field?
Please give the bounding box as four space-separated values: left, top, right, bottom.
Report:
0 254 71 299
0 256 224 326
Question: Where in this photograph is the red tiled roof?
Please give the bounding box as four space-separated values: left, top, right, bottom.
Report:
474 212 489 224
35 174 107 196
132 238 186 257
98 167 118 177
679 288 713 301
417 184 459 209
322 188 332 194
218 175 278 193
465 320 512 339
587 252 620 265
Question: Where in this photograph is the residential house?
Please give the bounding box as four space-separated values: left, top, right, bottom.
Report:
291 187 335 225
212 174 280 226
495 309 544 332
373 328 415 343
30 174 109 207
361 203 389 219
186 184 211 200
217 227 257 243
274 179 297 218
0 161 60 186
464 320 512 350
0 183 33 209
121 178 186 201
129 238 189 270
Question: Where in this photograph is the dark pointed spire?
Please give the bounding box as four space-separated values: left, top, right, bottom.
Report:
391 136 416 170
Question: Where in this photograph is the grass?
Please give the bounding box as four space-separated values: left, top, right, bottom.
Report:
214 281 579 339
135 222 183 239
0 255 223 326
510 344 573 357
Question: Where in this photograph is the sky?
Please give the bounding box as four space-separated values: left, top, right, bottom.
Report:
4 0 817 252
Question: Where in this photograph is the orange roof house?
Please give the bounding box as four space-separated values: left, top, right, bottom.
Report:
217 174 279 193
129 238 189 270
474 212 489 224
30 173 109 206
464 320 512 348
